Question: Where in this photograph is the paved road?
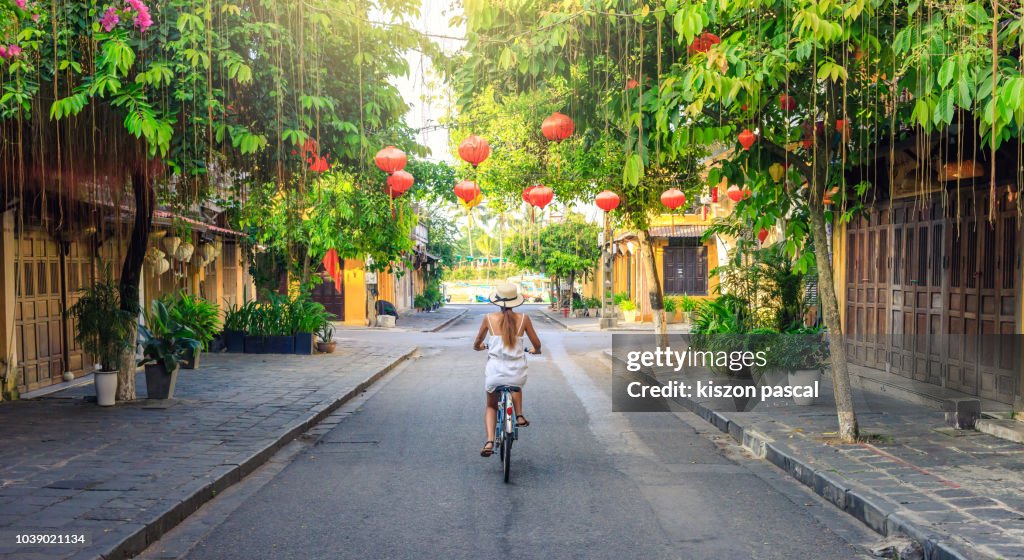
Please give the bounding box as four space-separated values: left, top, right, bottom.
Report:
147 305 877 560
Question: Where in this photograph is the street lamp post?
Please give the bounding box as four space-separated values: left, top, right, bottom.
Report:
599 212 617 329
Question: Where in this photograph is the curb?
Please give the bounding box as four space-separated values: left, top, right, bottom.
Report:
426 308 468 332
100 347 418 560
607 352 986 560
538 310 576 331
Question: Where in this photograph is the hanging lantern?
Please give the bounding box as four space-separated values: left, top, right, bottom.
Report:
201 243 217 261
175 241 195 262
374 145 407 175
387 170 414 198
769 163 785 183
460 192 483 210
454 180 481 204
522 185 536 206
162 236 181 255
596 190 620 212
660 188 686 210
458 135 490 167
541 112 574 143
758 228 770 244
529 185 554 209
726 185 743 203
145 246 163 265
688 32 721 55
778 94 797 111
154 258 170 275
742 187 753 200
738 129 756 150
625 78 639 90
711 186 719 203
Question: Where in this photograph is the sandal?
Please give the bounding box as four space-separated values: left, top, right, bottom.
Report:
480 441 494 457
516 415 530 427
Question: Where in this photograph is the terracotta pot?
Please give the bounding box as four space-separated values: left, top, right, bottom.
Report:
317 341 337 353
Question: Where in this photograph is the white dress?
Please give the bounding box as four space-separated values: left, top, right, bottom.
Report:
484 314 528 392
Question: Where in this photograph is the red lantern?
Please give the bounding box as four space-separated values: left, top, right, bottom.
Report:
387 170 414 198
529 185 554 209
522 185 535 205
660 188 686 210
758 228 769 244
458 135 490 167
454 180 480 204
374 146 407 175
688 32 721 55
779 94 796 111
742 187 753 199
626 78 639 90
802 137 814 150
711 186 719 203
541 112 574 143
727 185 742 202
596 190 620 212
738 129 756 150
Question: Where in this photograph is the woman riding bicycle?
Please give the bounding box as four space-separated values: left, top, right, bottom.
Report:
473 283 542 457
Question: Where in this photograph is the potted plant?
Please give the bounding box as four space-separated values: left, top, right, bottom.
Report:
316 318 337 353
66 280 135 406
620 299 638 322
664 297 679 324
679 295 699 324
766 328 827 405
166 291 221 368
222 301 253 353
244 295 295 353
138 300 200 400
290 297 329 355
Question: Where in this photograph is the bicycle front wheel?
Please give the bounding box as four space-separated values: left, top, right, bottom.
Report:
502 432 512 483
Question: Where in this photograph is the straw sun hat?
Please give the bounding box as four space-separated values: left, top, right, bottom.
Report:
488 282 525 309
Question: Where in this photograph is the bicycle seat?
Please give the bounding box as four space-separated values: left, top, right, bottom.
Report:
493 385 521 393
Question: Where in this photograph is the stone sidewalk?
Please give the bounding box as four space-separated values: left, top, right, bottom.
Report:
338 305 466 332
0 342 415 560
631 359 1024 559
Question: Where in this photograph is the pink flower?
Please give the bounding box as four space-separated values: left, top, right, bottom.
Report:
0 46 8 60
125 0 153 33
7 45 22 58
100 7 119 32
15 0 26 9
32 13 40 22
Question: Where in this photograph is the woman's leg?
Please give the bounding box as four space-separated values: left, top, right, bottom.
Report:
484 391 499 441
512 391 527 425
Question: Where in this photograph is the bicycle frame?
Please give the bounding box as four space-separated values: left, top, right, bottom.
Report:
494 387 519 445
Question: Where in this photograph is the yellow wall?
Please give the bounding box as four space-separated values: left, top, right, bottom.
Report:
343 258 367 326
833 221 848 331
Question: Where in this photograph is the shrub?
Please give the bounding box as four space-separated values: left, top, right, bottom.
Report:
663 297 678 313
620 300 637 311
164 291 221 351
66 280 135 371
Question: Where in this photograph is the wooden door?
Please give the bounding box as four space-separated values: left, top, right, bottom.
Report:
64 240 94 374
976 191 1019 403
311 273 345 321
845 209 889 369
15 234 65 391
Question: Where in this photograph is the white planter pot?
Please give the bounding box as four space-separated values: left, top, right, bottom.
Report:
376 315 396 328
788 369 822 406
622 310 637 322
94 370 118 406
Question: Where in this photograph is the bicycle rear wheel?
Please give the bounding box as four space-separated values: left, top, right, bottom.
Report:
502 431 512 483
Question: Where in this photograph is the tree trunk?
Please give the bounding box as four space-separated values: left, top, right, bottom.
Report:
117 171 154 402
637 229 668 347
808 200 859 442
568 270 576 312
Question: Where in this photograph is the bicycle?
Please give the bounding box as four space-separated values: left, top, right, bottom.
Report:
492 384 520 483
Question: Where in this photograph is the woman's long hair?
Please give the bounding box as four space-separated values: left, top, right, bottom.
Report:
499 308 518 349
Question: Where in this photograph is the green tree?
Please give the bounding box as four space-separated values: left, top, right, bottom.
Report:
507 213 601 308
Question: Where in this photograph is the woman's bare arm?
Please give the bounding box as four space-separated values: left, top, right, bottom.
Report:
523 315 542 354
473 316 489 350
